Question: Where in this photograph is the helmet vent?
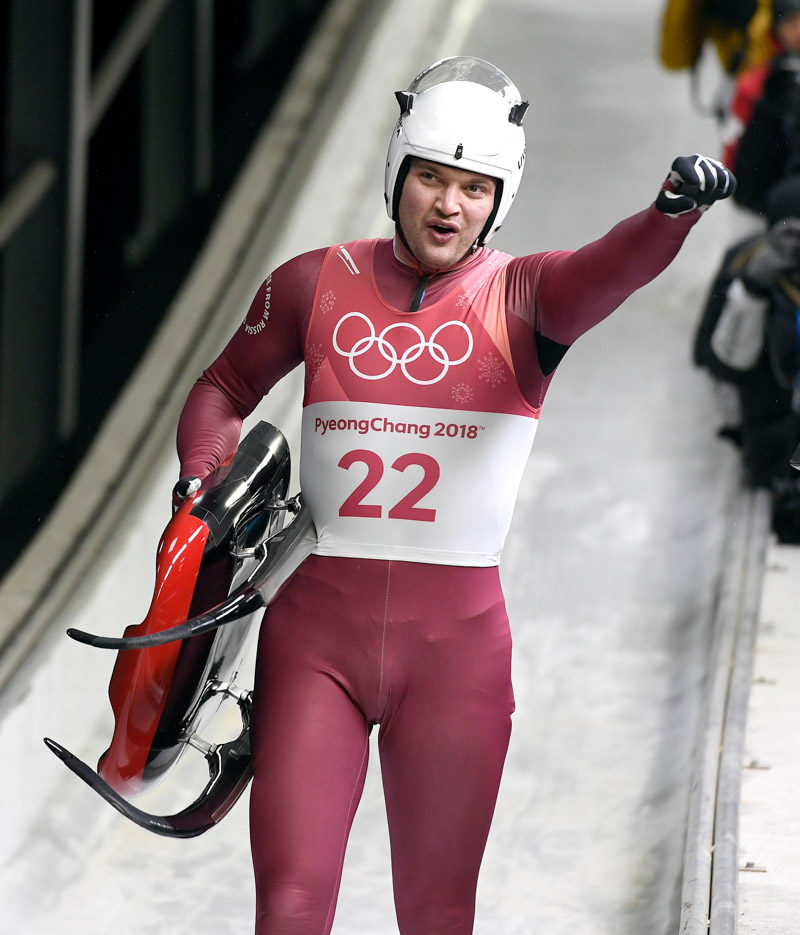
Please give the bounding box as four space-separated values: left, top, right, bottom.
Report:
509 101 529 126
454 143 463 160
395 90 414 115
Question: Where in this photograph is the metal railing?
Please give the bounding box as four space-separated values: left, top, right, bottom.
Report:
0 0 207 445
0 161 58 250
62 0 204 438
88 0 173 135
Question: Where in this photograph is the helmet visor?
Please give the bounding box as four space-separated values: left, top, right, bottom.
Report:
407 56 520 103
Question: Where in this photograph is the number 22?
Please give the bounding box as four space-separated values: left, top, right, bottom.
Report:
338 449 439 522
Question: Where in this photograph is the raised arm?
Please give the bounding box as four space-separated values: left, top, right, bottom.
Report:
510 155 736 347
530 204 698 344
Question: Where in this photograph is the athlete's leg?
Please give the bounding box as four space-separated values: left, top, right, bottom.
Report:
378 564 515 935
248 559 376 935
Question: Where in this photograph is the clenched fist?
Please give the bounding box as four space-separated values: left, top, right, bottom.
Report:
656 154 736 216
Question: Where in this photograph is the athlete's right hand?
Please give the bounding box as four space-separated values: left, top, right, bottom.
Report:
655 154 736 216
172 476 201 513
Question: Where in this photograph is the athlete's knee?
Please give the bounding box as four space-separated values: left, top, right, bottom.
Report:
254 879 335 935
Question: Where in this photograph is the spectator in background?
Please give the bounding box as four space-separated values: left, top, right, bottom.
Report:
723 0 800 214
694 175 800 540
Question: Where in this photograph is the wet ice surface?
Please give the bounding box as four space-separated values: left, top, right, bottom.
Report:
0 0 747 933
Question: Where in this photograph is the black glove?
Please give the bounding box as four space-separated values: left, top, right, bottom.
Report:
741 217 800 296
655 155 736 216
172 475 201 512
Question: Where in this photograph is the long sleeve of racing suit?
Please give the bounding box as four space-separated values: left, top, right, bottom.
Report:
177 203 699 478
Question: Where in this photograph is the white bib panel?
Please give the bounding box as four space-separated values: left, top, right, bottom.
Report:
301 400 538 566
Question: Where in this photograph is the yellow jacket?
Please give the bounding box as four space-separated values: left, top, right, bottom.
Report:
659 0 774 74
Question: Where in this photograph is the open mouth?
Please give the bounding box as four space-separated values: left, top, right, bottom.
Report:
428 222 459 241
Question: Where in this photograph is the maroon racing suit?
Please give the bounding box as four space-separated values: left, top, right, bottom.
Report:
177 204 698 934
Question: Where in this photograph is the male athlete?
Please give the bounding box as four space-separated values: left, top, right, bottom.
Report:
175 57 734 935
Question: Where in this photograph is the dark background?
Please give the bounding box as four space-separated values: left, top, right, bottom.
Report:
0 0 332 576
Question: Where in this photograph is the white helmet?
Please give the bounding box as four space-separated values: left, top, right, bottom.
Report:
385 56 528 246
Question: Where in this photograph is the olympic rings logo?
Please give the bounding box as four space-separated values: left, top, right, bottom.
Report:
332 312 473 385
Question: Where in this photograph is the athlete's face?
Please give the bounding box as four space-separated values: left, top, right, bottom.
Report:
396 158 497 272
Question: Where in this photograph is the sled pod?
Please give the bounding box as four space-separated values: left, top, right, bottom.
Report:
99 421 292 797
46 421 315 835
